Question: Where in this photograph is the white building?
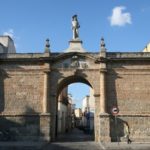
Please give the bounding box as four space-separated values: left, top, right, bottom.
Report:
57 87 68 134
0 36 16 53
57 88 74 134
143 43 150 52
67 94 75 130
74 108 82 127
82 88 95 131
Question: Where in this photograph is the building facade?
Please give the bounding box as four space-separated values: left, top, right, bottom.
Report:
74 108 82 127
57 88 74 134
0 36 16 53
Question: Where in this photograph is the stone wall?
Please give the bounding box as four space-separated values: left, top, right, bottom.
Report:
0 60 50 141
0 52 150 142
0 64 44 114
0 114 50 141
109 115 150 142
106 60 150 142
107 61 150 113
107 71 150 114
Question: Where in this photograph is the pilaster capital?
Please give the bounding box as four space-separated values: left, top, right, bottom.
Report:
99 113 110 117
93 94 100 97
43 70 51 74
100 68 107 73
95 57 107 64
40 112 51 116
43 62 51 73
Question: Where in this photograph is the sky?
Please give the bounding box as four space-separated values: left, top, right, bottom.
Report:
68 83 90 108
1 0 150 53
1 0 150 107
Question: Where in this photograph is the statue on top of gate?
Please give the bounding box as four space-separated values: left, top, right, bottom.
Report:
72 15 80 40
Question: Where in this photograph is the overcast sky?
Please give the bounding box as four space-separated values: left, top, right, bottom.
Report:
1 0 150 107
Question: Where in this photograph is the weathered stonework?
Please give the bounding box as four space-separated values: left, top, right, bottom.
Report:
0 114 50 141
0 51 150 142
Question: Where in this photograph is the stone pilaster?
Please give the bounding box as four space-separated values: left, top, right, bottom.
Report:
50 94 57 141
43 62 50 113
94 94 100 142
99 113 111 142
39 113 51 141
43 72 49 113
99 37 107 114
100 67 107 113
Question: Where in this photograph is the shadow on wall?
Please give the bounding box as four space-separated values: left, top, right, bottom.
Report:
106 66 131 142
0 69 9 112
106 69 122 114
0 62 51 142
109 116 129 142
0 106 45 141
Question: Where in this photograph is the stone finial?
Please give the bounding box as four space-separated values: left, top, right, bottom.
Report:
100 37 106 58
100 37 106 50
44 38 50 53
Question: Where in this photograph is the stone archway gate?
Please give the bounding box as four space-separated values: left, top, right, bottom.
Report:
0 38 150 142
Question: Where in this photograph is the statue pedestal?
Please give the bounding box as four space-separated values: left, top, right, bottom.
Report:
65 39 86 53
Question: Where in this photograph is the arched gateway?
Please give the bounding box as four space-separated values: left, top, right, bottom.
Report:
0 16 150 143
49 50 103 141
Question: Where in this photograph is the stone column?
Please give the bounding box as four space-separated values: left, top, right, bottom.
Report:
99 37 107 114
99 68 111 142
94 94 100 142
99 37 111 142
100 68 107 113
43 71 49 113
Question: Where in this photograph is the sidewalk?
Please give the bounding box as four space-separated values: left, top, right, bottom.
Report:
0 128 149 150
0 141 45 150
100 142 150 150
0 141 149 150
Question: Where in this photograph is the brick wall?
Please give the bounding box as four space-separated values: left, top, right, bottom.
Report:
0 63 44 114
107 61 150 114
106 61 150 142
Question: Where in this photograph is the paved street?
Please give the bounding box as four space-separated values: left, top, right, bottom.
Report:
43 128 100 150
43 128 150 150
0 128 150 150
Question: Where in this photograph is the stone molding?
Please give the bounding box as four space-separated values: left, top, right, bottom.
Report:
99 113 150 117
0 113 51 117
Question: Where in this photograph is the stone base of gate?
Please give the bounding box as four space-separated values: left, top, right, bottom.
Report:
0 113 51 142
39 113 51 142
99 114 150 143
109 114 150 143
99 113 111 142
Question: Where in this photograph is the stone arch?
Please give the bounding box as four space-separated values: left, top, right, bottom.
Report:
57 75 93 98
49 53 101 141
53 74 99 141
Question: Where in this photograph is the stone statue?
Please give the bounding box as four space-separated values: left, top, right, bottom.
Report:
72 15 80 39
